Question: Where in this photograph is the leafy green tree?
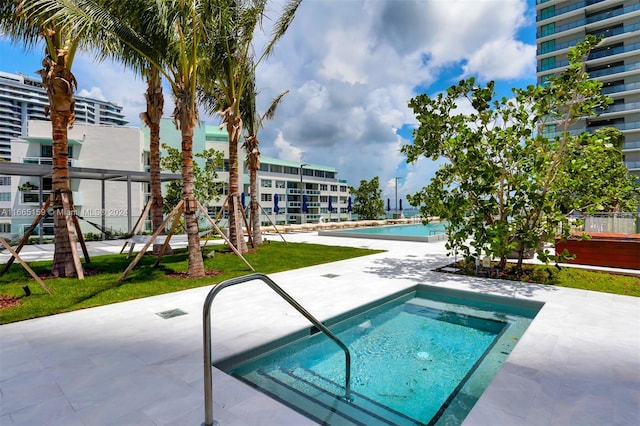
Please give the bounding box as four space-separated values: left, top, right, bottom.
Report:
402 36 638 271
559 128 639 213
349 177 385 220
160 144 224 214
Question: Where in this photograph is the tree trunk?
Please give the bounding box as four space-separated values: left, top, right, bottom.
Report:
179 111 205 277
226 116 248 253
144 68 165 253
51 111 78 277
249 167 262 246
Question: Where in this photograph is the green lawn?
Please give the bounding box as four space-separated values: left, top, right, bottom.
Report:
445 260 640 297
0 241 382 324
2 240 638 325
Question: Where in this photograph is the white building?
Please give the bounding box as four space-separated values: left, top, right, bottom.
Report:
2 120 148 239
535 0 640 177
0 116 353 240
251 157 350 225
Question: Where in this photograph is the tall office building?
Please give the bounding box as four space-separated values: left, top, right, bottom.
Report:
0 70 128 162
535 0 640 178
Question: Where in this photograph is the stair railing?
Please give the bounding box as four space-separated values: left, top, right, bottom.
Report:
202 273 352 426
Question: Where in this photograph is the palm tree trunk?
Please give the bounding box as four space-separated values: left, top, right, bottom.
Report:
226 117 248 254
144 68 165 253
51 110 78 277
149 121 163 231
178 110 205 277
249 168 262 246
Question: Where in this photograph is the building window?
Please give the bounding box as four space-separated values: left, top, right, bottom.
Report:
22 193 49 204
40 144 73 158
320 196 328 203
540 56 556 71
261 179 272 188
539 5 555 20
330 185 338 191
542 125 556 139
0 192 10 202
540 23 554 37
0 176 10 186
539 74 553 86
0 223 11 233
540 39 555 54
319 184 328 191
340 185 347 192
275 180 286 188
261 193 272 202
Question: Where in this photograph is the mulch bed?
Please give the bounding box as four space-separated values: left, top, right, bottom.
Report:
0 295 21 309
165 270 223 279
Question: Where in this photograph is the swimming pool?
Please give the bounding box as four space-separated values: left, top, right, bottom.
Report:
318 223 447 242
216 285 542 425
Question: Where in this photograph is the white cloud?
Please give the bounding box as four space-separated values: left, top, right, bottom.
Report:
77 87 107 102
462 39 536 81
3 0 534 201
253 0 535 199
273 130 303 162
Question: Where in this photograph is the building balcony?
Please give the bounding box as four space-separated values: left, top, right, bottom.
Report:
625 160 640 171
623 141 640 152
19 190 82 206
537 4 640 38
22 157 81 167
602 81 640 96
597 101 640 116
286 188 321 195
536 0 606 22
589 62 640 79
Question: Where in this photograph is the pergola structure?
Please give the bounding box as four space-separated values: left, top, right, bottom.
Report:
0 162 181 241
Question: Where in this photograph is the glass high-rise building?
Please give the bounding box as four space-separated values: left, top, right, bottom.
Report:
535 0 640 178
0 70 128 162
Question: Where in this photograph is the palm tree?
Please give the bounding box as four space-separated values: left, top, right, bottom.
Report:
39 0 219 277
198 0 301 253
0 0 85 277
90 1 168 250
240 71 288 246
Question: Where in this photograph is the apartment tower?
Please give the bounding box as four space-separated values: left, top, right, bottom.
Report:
535 0 640 178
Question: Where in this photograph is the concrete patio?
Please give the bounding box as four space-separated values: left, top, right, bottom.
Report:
0 233 638 425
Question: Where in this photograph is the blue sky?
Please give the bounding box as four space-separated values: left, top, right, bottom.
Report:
0 0 538 203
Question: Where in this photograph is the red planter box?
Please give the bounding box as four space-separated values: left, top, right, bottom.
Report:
556 233 640 270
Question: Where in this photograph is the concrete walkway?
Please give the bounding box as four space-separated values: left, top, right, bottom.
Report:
0 233 638 425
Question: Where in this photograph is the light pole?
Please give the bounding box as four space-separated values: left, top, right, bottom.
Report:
395 176 401 218
300 163 309 224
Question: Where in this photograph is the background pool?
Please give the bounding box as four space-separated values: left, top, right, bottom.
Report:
319 223 447 242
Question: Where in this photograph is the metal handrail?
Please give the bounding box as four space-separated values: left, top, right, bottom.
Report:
202 273 352 426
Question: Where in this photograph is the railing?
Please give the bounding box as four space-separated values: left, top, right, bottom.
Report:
574 212 640 234
202 273 353 426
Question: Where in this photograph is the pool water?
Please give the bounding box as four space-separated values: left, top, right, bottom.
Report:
319 223 447 242
218 286 541 425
